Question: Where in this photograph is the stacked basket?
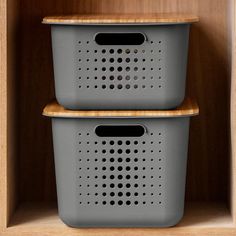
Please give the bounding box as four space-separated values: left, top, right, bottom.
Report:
42 14 199 228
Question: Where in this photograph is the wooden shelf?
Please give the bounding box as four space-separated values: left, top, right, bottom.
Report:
3 202 233 236
43 13 199 24
43 98 199 118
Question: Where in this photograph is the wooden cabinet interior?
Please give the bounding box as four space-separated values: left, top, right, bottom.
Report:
0 0 235 235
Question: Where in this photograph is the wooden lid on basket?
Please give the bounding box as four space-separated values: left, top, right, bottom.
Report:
42 13 199 25
42 97 199 118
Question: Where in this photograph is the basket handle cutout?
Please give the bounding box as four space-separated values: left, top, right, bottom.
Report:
95 125 146 137
94 33 146 45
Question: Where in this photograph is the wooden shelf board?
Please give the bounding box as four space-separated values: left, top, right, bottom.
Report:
43 97 199 118
3 202 234 235
43 13 199 25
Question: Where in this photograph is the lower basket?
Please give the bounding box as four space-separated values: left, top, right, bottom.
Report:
43 98 199 227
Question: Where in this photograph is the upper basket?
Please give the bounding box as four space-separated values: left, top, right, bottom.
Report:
43 14 199 110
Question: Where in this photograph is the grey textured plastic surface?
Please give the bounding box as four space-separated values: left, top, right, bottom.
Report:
51 24 190 110
51 117 190 227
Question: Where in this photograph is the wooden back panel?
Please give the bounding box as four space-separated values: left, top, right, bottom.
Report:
18 0 231 202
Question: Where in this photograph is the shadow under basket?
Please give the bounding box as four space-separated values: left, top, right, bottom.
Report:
43 98 199 227
43 14 198 110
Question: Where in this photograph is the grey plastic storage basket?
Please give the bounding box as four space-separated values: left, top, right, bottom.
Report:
43 14 198 110
43 99 199 227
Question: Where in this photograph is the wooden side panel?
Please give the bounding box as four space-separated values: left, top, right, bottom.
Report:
17 0 231 203
230 0 236 224
0 0 19 229
0 0 8 230
6 0 20 227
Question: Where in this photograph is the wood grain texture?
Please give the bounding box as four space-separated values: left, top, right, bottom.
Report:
43 98 199 118
5 202 233 236
0 0 7 230
0 0 19 231
42 13 199 24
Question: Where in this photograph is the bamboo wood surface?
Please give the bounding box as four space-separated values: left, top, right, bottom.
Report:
0 0 7 230
42 13 199 24
43 98 199 118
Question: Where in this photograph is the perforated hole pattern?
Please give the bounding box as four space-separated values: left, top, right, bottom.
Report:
77 128 163 207
76 38 163 91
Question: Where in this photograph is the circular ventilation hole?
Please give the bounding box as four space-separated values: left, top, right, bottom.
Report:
102 49 106 53
126 84 131 89
134 58 138 62
117 49 122 54
125 76 130 80
126 58 130 63
126 149 131 154
118 183 123 188
110 149 115 154
110 84 115 89
118 175 123 180
126 184 131 188
110 75 115 80
110 49 114 54
125 49 130 54
117 58 122 63
110 175 115 179
117 75 122 81
118 140 122 145
110 58 114 63
118 67 123 72
126 175 131 180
